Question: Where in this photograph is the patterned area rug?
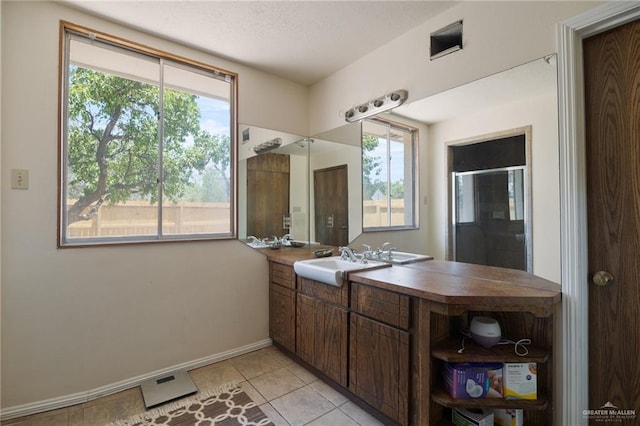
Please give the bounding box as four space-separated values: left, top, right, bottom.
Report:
108 385 274 426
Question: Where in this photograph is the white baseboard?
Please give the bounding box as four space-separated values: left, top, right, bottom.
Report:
0 339 273 421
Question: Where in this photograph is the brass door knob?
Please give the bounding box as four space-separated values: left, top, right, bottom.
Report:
592 271 614 287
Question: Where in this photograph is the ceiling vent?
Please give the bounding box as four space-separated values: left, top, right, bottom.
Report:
430 20 463 60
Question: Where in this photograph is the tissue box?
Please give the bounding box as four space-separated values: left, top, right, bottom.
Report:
504 363 537 399
452 408 494 426
443 362 503 398
489 408 524 426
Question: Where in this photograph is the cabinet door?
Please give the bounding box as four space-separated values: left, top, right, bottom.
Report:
296 293 348 387
296 293 316 365
349 313 410 425
269 283 295 352
316 301 348 386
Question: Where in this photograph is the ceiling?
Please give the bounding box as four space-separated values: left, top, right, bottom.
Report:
61 0 458 86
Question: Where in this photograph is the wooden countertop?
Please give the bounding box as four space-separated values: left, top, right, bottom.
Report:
350 260 561 315
261 248 561 314
258 244 338 266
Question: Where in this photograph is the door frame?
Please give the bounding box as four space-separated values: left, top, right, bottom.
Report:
558 3 640 425
446 126 533 271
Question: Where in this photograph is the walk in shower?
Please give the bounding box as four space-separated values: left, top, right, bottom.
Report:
449 132 531 272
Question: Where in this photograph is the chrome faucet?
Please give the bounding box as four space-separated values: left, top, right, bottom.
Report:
339 246 358 262
281 233 292 246
381 242 394 252
380 242 397 259
361 244 374 260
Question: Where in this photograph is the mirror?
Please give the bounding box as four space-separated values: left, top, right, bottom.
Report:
393 55 557 124
238 125 308 245
310 123 362 246
238 122 362 247
391 55 557 267
239 55 557 261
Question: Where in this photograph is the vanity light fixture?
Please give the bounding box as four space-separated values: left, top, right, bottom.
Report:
253 137 282 154
344 89 409 123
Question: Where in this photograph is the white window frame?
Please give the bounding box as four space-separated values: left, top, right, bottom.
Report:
362 118 418 232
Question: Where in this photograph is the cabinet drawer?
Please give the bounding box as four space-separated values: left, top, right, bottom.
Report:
351 282 410 329
270 283 295 352
270 261 295 289
298 277 349 308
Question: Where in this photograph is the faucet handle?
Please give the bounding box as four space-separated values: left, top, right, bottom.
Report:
338 246 348 260
361 244 374 260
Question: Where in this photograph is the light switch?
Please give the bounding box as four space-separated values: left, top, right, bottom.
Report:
11 169 29 190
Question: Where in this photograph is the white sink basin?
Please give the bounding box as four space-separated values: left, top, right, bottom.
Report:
378 251 433 265
294 256 388 287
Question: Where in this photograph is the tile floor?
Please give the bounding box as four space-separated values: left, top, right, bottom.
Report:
1 346 384 426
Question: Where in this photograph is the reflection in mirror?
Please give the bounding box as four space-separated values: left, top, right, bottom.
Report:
361 119 417 231
238 122 363 247
310 123 362 245
240 56 557 266
392 55 556 270
238 125 308 246
453 166 526 270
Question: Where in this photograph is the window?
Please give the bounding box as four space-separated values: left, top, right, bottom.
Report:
362 118 417 230
59 23 237 246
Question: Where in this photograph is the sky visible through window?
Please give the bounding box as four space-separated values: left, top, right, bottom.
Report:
368 137 406 183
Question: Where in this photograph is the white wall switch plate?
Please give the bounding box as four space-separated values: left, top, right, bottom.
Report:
11 169 29 189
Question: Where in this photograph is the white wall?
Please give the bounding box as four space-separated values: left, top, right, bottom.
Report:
309 1 600 135
427 92 560 282
1 1 308 411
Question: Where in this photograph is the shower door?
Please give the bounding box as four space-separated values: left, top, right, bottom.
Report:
452 166 529 271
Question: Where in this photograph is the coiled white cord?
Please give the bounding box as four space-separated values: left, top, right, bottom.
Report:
497 337 531 357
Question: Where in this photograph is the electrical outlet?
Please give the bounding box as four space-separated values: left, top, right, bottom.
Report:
11 169 29 190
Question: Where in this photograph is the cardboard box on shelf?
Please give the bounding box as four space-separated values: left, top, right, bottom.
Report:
504 363 537 400
488 408 524 426
443 362 503 399
452 408 494 426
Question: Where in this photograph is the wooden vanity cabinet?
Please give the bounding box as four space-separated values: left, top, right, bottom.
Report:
349 283 411 425
268 256 560 426
268 261 296 352
420 302 557 426
296 277 349 386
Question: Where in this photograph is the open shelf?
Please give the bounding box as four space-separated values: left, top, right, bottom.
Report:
432 335 549 363
431 388 548 411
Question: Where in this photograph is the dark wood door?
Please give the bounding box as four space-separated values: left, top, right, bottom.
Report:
349 313 409 425
314 165 348 246
247 153 289 238
584 18 640 421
